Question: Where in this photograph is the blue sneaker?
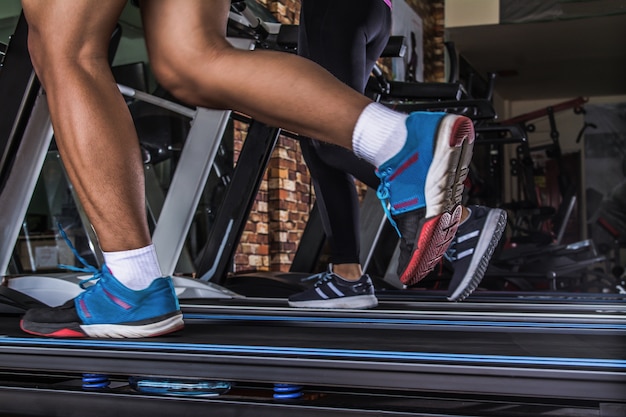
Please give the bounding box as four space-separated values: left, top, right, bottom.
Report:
377 112 474 286
20 271 184 338
288 265 378 309
20 228 183 338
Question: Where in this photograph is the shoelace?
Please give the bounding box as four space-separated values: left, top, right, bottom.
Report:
376 167 401 236
56 224 112 289
300 269 333 287
313 272 339 288
301 266 352 288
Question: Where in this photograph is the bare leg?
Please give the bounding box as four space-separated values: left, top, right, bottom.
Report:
140 0 371 149
332 263 363 280
460 205 470 222
21 0 150 252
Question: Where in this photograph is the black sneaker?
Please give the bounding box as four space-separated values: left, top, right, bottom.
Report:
288 266 378 309
445 205 507 301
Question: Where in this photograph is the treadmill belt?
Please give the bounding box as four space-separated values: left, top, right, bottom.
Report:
0 302 624 403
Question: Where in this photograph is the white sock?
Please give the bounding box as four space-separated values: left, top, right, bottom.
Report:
103 244 163 290
352 103 408 167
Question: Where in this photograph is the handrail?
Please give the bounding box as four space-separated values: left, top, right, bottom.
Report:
500 97 588 125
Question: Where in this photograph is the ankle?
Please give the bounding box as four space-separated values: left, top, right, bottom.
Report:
459 206 472 225
103 244 162 290
331 263 363 281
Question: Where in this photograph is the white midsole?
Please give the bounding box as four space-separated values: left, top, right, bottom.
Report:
82 312 184 338
424 115 473 218
289 295 378 309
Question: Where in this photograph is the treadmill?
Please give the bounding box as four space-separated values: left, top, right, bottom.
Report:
0 8 625 417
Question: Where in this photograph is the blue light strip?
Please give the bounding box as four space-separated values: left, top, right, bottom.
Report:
1 337 624 369
182 313 626 331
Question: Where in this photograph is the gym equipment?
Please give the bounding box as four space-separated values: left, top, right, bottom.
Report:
472 99 617 293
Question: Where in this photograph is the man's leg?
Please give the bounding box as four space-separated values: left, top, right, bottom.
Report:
22 0 150 252
144 0 475 297
140 0 370 150
143 1 475 289
20 0 182 338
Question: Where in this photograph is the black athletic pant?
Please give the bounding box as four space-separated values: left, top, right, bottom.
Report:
298 0 391 265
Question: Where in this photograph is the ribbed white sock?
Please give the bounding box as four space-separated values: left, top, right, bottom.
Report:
103 244 163 290
352 103 408 167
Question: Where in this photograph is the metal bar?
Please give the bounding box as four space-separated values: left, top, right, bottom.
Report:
0 92 53 275
500 97 588 126
152 108 231 276
196 121 280 283
0 13 39 192
117 84 196 119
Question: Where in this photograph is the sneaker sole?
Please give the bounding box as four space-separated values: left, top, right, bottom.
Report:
399 115 475 286
20 312 184 338
447 209 507 302
289 295 378 309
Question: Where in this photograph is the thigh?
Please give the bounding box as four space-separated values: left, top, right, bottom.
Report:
140 0 231 59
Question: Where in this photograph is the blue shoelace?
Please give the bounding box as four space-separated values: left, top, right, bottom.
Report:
376 167 401 236
56 224 112 290
300 269 332 286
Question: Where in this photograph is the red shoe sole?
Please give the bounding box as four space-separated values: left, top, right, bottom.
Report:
399 205 462 286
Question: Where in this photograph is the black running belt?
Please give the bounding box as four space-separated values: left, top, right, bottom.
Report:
0 310 624 402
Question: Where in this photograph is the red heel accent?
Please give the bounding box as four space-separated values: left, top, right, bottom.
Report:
400 205 462 286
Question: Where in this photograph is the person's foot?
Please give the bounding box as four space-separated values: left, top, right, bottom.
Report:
288 266 378 309
445 205 508 301
20 269 184 338
377 112 474 286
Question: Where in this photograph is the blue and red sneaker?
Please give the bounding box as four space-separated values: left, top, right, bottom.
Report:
20 227 183 338
376 111 474 286
20 269 184 338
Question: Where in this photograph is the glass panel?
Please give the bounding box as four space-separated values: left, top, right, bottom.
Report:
12 151 99 273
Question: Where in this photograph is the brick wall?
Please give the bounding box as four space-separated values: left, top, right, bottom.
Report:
234 0 307 273
407 0 445 82
233 0 445 273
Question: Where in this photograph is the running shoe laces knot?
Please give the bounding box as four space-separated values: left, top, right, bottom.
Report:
376 168 401 236
314 273 336 287
301 271 326 283
55 224 113 289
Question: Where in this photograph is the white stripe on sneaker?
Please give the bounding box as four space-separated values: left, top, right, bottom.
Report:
457 230 479 243
456 248 474 260
327 283 345 297
315 287 329 299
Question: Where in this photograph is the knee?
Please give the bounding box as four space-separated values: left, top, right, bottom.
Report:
149 38 233 106
26 32 108 89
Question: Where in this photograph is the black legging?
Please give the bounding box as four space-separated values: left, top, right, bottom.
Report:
298 0 391 265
